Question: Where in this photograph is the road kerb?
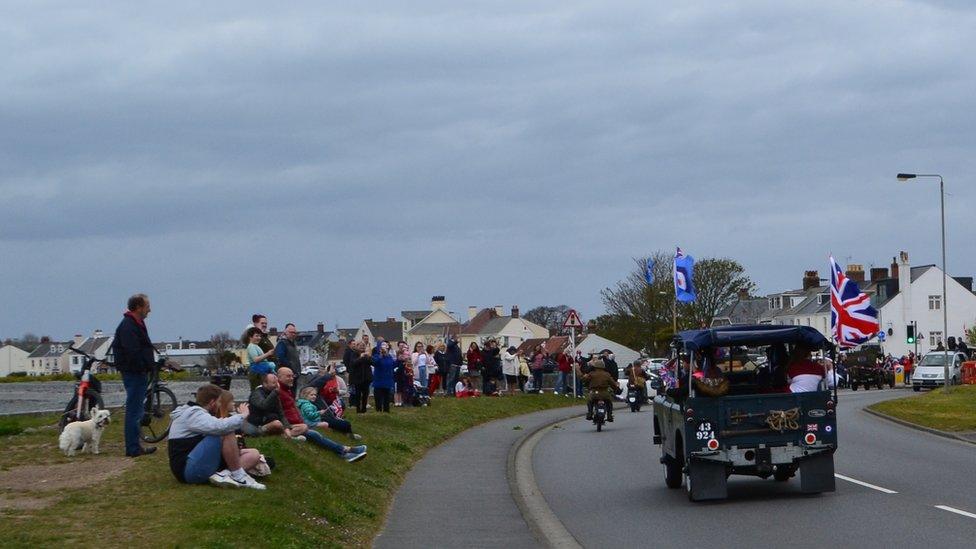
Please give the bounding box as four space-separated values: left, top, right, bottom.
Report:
508 409 586 549
862 407 976 445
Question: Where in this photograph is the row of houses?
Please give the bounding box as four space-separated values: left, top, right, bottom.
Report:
712 251 976 357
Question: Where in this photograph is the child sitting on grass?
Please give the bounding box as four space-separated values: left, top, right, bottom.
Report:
297 386 363 442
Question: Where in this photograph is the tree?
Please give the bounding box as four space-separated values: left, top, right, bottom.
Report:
19 332 41 353
206 332 239 371
600 251 755 353
523 305 572 335
966 324 976 346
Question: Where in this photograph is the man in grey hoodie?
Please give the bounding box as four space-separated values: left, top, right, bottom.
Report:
167 384 265 490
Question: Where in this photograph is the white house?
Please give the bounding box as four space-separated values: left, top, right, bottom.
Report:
66 331 114 373
459 306 550 351
0 344 29 377
876 251 976 357
25 341 70 375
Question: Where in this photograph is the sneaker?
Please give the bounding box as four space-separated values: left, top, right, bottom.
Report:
350 445 367 454
291 435 307 442
208 470 266 490
344 449 367 463
349 433 363 441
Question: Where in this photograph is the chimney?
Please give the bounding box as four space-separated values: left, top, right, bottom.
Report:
93 329 104 338
890 256 899 279
870 267 889 282
845 264 865 283
317 322 324 334
898 251 911 328
511 306 520 319
73 334 84 347
494 305 504 316
468 306 478 321
737 288 750 300
387 317 396 323
802 270 820 290
431 296 446 310
178 336 183 350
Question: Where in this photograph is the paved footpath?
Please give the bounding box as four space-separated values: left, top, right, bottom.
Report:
374 403 587 549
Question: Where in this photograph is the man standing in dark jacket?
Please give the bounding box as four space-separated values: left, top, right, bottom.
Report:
275 323 301 372
347 341 373 413
445 336 463 396
111 293 157 457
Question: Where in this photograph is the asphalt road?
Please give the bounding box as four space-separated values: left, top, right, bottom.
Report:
533 389 976 548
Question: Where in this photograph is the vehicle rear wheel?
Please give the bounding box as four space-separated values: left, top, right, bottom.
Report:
664 452 683 489
140 387 177 443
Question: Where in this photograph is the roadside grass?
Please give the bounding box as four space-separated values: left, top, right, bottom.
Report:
869 385 976 431
0 394 576 548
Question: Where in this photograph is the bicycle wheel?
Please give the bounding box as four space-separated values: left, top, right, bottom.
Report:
58 391 105 433
140 386 177 443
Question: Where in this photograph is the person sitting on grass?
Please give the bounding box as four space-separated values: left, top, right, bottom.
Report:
245 372 305 440
167 384 265 490
297 386 363 442
455 375 481 398
277 367 367 462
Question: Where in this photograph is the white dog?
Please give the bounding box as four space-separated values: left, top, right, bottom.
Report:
58 406 111 456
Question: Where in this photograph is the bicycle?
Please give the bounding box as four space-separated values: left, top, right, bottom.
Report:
58 347 107 432
139 353 180 443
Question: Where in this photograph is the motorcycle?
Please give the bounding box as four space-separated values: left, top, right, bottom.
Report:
593 400 608 432
627 383 642 412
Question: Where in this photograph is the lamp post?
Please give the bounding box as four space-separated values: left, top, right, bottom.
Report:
897 173 950 391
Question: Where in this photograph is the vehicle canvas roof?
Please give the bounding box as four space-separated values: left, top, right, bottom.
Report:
678 325 831 352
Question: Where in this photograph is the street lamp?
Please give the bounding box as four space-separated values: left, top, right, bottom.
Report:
896 173 950 391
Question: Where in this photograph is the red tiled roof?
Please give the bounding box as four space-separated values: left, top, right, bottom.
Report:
460 308 497 335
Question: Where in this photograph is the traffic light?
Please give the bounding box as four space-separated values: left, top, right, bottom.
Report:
906 324 915 344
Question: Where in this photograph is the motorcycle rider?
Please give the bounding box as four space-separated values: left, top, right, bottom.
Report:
579 356 620 422
624 360 648 403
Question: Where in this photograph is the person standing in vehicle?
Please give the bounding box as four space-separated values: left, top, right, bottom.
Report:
112 293 157 457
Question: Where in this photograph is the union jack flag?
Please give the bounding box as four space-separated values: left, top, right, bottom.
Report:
830 256 880 348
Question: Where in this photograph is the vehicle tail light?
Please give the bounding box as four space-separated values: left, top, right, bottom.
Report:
804 433 817 445
707 438 720 451
826 400 835 409
685 408 694 417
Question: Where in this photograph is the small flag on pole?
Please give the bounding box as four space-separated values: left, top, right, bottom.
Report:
674 247 697 303
645 259 655 285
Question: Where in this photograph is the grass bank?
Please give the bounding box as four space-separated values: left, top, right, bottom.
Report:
869 385 976 431
0 394 576 548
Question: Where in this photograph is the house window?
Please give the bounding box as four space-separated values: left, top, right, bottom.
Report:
769 297 781 309
188 343 196 349
818 294 829 305
928 295 941 310
930 331 943 347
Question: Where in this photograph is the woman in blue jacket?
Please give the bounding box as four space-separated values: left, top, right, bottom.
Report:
371 342 397 412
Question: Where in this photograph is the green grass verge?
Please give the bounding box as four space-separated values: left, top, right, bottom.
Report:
0 394 576 548
869 385 976 431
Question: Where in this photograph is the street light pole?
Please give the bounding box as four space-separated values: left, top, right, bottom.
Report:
897 173 950 391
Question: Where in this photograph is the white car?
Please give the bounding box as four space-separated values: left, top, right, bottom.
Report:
615 367 657 401
912 351 968 391
301 365 320 377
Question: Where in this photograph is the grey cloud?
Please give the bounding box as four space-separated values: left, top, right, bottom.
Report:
2 1 975 339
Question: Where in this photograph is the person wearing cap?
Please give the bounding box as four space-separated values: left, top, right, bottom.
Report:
578 356 620 421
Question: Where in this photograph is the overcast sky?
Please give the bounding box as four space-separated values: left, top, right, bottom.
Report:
2 1 975 341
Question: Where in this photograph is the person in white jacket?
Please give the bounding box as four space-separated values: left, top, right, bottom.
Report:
502 346 523 395
167 384 265 489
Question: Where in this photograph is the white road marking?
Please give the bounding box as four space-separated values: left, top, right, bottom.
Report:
935 505 976 519
834 474 898 494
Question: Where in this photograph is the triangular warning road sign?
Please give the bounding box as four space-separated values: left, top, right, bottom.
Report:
563 309 584 329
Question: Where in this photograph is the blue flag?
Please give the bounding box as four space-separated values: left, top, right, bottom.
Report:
645 259 655 285
674 247 696 303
